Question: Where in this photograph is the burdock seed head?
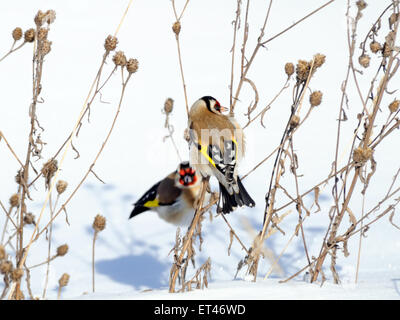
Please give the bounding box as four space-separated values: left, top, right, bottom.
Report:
41 159 58 186
296 60 310 82
9 193 20 208
356 0 367 11
38 27 48 41
172 21 181 35
57 244 69 257
58 273 70 287
164 98 174 114
0 245 5 260
23 213 35 225
369 41 381 54
12 27 23 41
0 260 13 275
389 13 399 30
310 91 323 107
41 39 52 56
112 51 127 67
45 10 56 24
93 214 106 232
358 54 370 68
15 169 24 185
34 10 46 26
126 58 139 74
353 147 373 165
389 99 399 113
290 115 300 129
284 62 294 77
104 35 118 52
24 28 35 43
10 268 24 282
313 53 326 68
56 180 68 194
383 42 391 57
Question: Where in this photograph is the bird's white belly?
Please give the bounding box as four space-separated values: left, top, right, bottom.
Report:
154 201 195 226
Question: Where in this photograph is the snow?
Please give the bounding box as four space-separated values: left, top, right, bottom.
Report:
0 0 399 300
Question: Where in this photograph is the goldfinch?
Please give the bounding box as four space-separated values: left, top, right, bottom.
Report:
129 162 202 226
188 96 255 214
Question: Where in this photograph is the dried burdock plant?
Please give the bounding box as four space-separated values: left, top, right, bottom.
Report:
41 159 58 188
112 50 127 67
92 214 106 293
56 180 68 195
170 0 191 116
0 245 5 260
162 97 182 161
2 2 136 299
12 27 23 41
57 273 70 300
104 35 118 52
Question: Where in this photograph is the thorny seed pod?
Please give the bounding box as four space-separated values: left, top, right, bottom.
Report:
382 42 391 57
57 244 69 257
41 39 52 56
37 27 48 41
0 260 13 274
356 0 367 11
353 147 373 165
172 21 181 35
45 10 56 24
56 180 68 194
126 58 139 74
313 53 326 68
296 60 310 82
10 268 24 281
15 169 24 185
41 159 58 186
369 41 381 54
290 115 300 129
23 213 35 225
164 98 174 114
0 245 5 260
358 54 370 68
112 51 127 67
386 31 396 47
104 35 118 52
9 193 20 208
284 63 294 77
389 100 399 113
310 91 323 107
58 273 70 287
24 28 35 43
34 10 46 26
389 13 399 30
12 27 23 41
93 214 106 232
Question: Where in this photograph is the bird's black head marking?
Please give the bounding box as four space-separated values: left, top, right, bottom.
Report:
201 96 217 112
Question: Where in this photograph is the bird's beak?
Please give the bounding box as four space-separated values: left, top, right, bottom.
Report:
220 106 229 113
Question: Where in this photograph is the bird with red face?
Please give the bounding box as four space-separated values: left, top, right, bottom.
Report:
129 162 203 226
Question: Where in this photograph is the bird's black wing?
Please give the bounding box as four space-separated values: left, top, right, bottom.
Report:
129 181 161 219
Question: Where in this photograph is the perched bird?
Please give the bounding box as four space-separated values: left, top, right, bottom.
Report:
129 162 202 226
187 96 255 214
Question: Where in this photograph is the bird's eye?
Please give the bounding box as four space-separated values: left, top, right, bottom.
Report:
214 101 221 112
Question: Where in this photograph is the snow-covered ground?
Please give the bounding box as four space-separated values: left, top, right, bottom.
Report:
0 1 399 300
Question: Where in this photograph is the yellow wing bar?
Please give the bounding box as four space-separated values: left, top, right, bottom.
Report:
198 138 238 168
143 199 159 207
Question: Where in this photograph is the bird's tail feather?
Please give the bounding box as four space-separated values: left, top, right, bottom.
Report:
218 177 255 214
